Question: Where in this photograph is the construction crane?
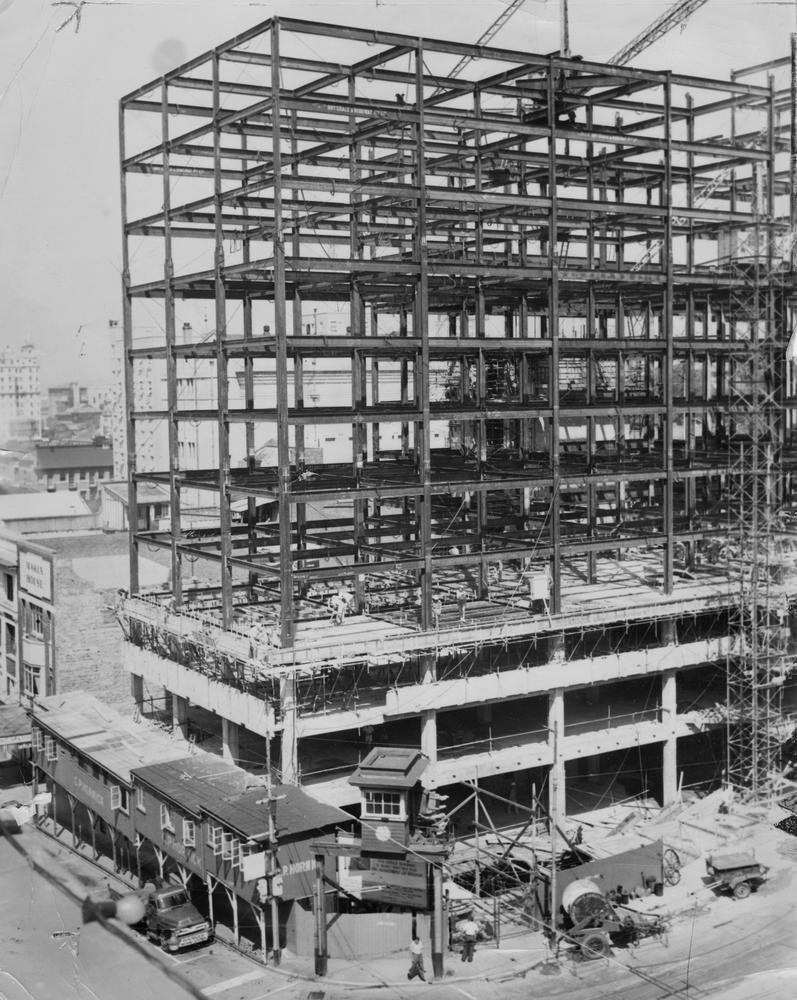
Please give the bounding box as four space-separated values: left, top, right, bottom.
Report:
437 0 528 88
610 0 709 65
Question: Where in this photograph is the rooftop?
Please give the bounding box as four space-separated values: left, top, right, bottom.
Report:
35 444 113 472
0 491 93 523
32 691 193 784
133 754 351 839
349 748 429 790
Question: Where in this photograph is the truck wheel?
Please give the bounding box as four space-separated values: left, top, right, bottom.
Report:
580 933 610 960
733 882 751 900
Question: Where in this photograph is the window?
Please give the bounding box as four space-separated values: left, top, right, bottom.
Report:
136 786 146 812
32 727 43 751
110 785 129 813
208 825 223 856
5 623 14 656
362 790 403 819
221 831 239 863
183 819 196 848
44 734 57 762
4 573 13 602
160 803 175 832
59 472 66 482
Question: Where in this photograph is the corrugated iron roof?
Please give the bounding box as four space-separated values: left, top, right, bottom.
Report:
134 755 350 839
33 691 191 784
348 747 428 789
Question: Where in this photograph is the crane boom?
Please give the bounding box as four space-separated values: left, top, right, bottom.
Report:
443 0 527 82
609 0 709 65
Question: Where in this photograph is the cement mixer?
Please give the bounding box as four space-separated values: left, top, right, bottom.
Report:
559 878 668 960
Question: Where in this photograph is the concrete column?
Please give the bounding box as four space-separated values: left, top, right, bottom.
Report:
547 688 565 822
659 618 677 645
548 633 566 664
421 712 437 764
420 654 437 764
661 669 678 806
172 693 189 739
130 673 144 712
280 672 298 785
221 718 240 764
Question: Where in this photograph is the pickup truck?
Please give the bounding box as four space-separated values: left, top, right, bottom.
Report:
143 885 213 952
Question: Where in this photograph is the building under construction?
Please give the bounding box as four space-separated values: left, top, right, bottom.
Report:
118 17 797 822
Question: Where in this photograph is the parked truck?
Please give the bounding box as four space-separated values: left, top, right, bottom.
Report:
142 885 213 952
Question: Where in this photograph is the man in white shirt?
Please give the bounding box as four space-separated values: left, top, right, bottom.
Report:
460 917 479 962
407 936 426 981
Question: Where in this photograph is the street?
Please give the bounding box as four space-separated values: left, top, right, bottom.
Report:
2 819 797 1000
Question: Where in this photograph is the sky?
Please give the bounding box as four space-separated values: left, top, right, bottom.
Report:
0 0 795 387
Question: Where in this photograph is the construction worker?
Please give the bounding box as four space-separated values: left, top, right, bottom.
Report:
459 915 479 962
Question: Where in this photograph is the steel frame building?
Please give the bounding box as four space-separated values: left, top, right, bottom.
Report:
119 18 797 811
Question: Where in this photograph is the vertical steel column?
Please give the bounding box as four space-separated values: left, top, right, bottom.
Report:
119 100 139 594
161 78 182 606
290 112 307 556
350 73 366 612
791 33 797 273
547 59 562 612
241 134 258 597
663 75 675 595
415 42 433 630
212 51 233 625
271 22 294 645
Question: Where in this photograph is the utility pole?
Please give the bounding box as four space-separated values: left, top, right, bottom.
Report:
560 0 570 57
257 735 284 965
549 719 559 949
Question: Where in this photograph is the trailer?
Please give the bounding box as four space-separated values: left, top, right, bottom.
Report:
705 852 769 900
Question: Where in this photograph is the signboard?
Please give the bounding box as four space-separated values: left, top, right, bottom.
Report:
242 850 267 883
339 853 429 910
19 551 53 602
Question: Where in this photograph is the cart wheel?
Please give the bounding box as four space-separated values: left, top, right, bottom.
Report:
663 847 681 887
733 882 751 900
580 933 610 960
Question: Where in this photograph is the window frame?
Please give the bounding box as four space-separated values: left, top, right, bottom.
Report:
135 786 146 812
44 734 57 762
160 802 175 833
183 819 196 848
208 825 223 856
362 789 404 820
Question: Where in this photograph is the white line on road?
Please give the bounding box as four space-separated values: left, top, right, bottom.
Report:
248 982 296 1000
172 952 211 966
203 970 263 995
450 986 479 1000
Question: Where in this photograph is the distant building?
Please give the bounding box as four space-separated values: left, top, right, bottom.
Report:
0 491 97 536
100 481 171 533
0 344 41 443
0 531 56 703
35 443 114 499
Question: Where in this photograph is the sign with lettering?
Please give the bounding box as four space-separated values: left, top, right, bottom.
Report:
339 853 429 910
73 775 106 809
19 551 52 602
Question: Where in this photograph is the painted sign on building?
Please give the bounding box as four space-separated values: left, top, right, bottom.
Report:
339 853 429 909
19 550 53 602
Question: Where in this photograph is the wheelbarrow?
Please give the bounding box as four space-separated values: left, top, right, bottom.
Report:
705 851 769 900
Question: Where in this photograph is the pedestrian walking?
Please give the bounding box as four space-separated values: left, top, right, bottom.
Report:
407 936 426 981
460 916 479 962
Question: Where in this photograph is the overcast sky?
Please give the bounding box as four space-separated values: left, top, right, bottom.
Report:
0 0 793 387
